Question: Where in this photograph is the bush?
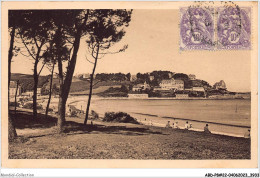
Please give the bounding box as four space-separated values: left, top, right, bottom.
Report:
103 112 139 124
90 110 99 120
23 102 43 110
9 102 20 107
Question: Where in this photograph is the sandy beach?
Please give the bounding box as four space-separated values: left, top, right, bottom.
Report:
56 96 251 138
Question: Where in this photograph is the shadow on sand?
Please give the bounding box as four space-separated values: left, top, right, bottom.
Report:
10 109 165 138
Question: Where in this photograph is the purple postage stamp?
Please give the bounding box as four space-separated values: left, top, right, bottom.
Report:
217 6 251 50
180 6 214 50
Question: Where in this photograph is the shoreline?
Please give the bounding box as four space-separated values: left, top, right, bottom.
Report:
66 99 250 138
68 95 250 100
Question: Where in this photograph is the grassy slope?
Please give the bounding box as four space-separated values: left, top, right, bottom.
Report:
9 109 250 159
12 73 130 94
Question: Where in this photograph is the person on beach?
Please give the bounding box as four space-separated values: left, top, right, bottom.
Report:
165 121 171 128
204 124 211 134
175 122 179 129
244 129 250 138
185 121 189 129
172 122 175 128
189 123 192 129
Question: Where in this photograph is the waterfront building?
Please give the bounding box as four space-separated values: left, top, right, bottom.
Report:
175 93 189 99
132 81 150 91
128 93 149 99
192 87 205 92
213 80 227 90
159 78 184 91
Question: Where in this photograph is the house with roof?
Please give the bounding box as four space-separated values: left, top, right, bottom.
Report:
159 78 184 91
132 81 150 91
213 80 227 90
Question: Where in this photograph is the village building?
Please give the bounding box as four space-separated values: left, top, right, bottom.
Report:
132 81 150 91
214 80 227 90
9 81 21 97
175 93 189 99
168 73 173 79
192 87 205 92
159 78 184 91
128 93 149 99
188 74 196 80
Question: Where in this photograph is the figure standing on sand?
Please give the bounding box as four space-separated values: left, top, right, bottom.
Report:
204 124 211 134
185 121 190 129
175 121 179 129
165 121 171 128
244 129 250 138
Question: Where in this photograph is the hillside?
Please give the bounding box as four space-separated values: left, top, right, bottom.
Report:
11 73 49 92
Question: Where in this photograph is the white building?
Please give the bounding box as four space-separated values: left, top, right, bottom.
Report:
214 80 227 90
159 79 184 91
128 93 148 99
132 81 150 91
175 94 189 99
192 87 205 92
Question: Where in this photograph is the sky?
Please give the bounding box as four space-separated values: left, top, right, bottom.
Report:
11 10 251 92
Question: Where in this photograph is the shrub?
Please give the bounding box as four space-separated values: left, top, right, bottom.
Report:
90 110 99 120
9 102 19 107
70 110 77 117
103 112 139 124
23 102 43 110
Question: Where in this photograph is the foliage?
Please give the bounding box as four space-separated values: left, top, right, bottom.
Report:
103 112 139 124
90 110 99 120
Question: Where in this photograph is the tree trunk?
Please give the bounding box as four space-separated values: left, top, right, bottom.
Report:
8 26 17 140
45 63 55 119
8 27 15 89
57 96 66 133
14 80 19 116
84 76 93 125
84 44 99 125
57 10 89 133
32 41 44 120
33 60 39 119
